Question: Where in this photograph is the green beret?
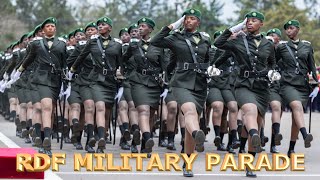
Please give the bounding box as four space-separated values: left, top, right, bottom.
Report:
68 30 75 39
261 32 267 36
41 17 57 28
12 41 19 48
19 33 29 43
73 28 85 36
284 19 300 30
182 8 202 20
213 30 223 39
27 31 34 38
119 27 129 37
266 28 282 37
97 16 113 27
244 11 265 21
61 34 68 40
84 22 97 32
128 23 139 33
32 24 42 36
138 17 155 29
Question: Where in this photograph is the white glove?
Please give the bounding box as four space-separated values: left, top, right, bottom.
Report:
170 15 185 30
59 84 64 99
114 87 124 103
63 83 72 99
309 87 319 102
237 30 247 37
268 70 281 82
67 71 74 81
6 79 14 88
0 80 4 87
10 69 16 79
3 72 9 80
266 36 274 42
160 88 169 100
0 81 7 92
207 65 221 77
12 71 22 81
229 18 247 33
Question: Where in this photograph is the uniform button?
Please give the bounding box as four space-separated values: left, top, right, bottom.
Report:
256 49 258 52
296 56 298 59
195 53 197 56
196 46 198 48
48 51 51 53
102 62 105 64
145 52 147 54
295 51 298 53
255 56 257 58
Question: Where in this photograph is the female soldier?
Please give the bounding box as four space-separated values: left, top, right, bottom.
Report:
16 17 67 156
214 11 277 177
123 17 165 154
151 8 211 177
277 20 315 157
70 17 122 153
266 28 283 153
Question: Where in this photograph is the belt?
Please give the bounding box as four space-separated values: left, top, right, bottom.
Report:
38 64 62 73
284 68 307 75
136 68 161 76
176 62 209 70
96 67 115 75
239 70 268 78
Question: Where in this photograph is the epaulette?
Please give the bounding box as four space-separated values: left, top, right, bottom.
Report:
200 32 210 38
20 48 26 52
130 38 139 43
33 37 43 41
67 46 75 50
5 54 13 60
211 45 217 50
301 40 311 44
13 48 20 53
58 37 66 43
279 41 287 44
114 38 122 44
78 40 87 45
122 43 129 46
91 34 99 39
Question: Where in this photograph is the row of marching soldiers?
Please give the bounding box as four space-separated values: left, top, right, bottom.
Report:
0 8 317 178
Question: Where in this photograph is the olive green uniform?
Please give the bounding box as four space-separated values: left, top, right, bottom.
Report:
150 27 211 114
214 29 276 116
123 39 165 109
277 40 317 107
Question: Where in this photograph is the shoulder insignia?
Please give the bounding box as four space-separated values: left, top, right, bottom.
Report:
91 34 99 39
20 48 26 52
78 41 87 45
114 38 122 44
211 45 217 49
301 40 311 44
67 46 75 50
130 38 140 43
122 43 129 46
5 54 13 60
279 41 287 44
13 48 20 53
58 37 66 43
200 32 210 38
33 37 43 41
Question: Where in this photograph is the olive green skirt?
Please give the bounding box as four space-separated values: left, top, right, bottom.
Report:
7 86 17 99
124 86 133 102
37 84 60 101
17 88 28 103
206 87 236 105
172 87 207 115
269 82 282 103
79 85 94 102
68 83 82 104
280 84 310 108
165 89 176 104
235 87 270 116
131 82 161 109
91 83 117 105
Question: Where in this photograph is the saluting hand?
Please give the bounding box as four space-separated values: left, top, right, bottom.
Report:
169 15 185 30
229 18 247 33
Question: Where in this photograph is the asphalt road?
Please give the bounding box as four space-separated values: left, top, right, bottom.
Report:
0 112 319 180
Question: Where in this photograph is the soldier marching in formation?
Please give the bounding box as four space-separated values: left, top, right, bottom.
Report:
0 9 318 178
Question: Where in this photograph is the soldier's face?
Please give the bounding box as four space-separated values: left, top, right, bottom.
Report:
120 32 130 43
183 16 200 32
270 33 281 44
43 23 56 37
130 29 140 39
98 22 112 35
36 29 44 37
69 36 76 46
246 18 263 33
75 32 86 42
285 26 299 39
85 27 98 38
139 23 152 37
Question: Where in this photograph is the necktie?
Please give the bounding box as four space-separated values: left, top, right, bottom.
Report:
47 38 53 49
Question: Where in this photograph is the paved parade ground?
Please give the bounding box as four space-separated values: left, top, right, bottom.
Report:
1 112 320 180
